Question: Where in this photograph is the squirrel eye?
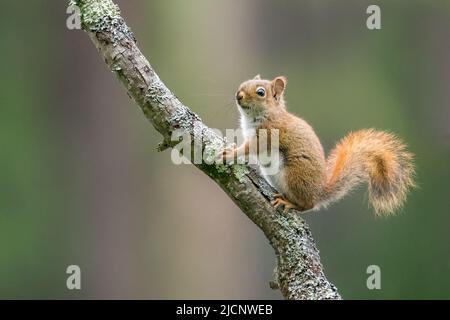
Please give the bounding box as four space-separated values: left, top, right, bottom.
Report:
256 87 265 97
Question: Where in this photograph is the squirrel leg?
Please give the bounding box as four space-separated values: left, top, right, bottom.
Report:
273 193 282 197
271 195 298 213
217 139 254 164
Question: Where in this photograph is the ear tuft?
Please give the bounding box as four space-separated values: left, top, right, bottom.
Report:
253 74 261 80
272 76 287 99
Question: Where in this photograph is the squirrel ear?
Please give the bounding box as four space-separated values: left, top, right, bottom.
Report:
272 76 287 100
253 74 261 80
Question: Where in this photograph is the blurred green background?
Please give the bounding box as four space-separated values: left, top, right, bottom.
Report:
0 0 449 299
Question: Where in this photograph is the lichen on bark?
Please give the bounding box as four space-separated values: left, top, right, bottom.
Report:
72 0 120 29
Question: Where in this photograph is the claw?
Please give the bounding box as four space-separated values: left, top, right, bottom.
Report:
271 194 297 213
216 146 236 164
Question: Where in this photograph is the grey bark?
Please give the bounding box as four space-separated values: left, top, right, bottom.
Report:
73 0 341 300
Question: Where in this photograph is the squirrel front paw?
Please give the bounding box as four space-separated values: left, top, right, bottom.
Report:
216 143 237 164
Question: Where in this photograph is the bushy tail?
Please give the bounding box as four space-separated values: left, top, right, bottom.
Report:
320 129 415 216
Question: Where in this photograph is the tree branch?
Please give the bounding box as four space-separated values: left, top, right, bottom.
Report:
73 0 341 300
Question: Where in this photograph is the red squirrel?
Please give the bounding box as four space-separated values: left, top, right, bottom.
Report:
221 75 415 215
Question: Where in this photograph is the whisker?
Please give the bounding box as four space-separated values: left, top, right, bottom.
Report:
190 93 231 97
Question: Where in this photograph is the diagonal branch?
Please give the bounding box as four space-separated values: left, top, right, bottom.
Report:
73 0 341 300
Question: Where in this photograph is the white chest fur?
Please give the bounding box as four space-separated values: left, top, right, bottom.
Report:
239 109 258 140
238 108 287 193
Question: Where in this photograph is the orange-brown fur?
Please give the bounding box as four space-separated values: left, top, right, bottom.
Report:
223 75 416 216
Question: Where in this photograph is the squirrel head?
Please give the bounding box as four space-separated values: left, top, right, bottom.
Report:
235 75 287 116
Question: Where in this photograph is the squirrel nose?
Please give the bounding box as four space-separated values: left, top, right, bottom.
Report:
236 91 244 101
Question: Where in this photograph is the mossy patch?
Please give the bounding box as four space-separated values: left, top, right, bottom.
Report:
232 164 250 183
72 0 135 45
72 0 120 29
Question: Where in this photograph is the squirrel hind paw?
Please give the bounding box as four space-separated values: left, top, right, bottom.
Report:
271 195 298 213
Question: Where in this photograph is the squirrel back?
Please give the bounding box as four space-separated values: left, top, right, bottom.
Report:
233 75 416 216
